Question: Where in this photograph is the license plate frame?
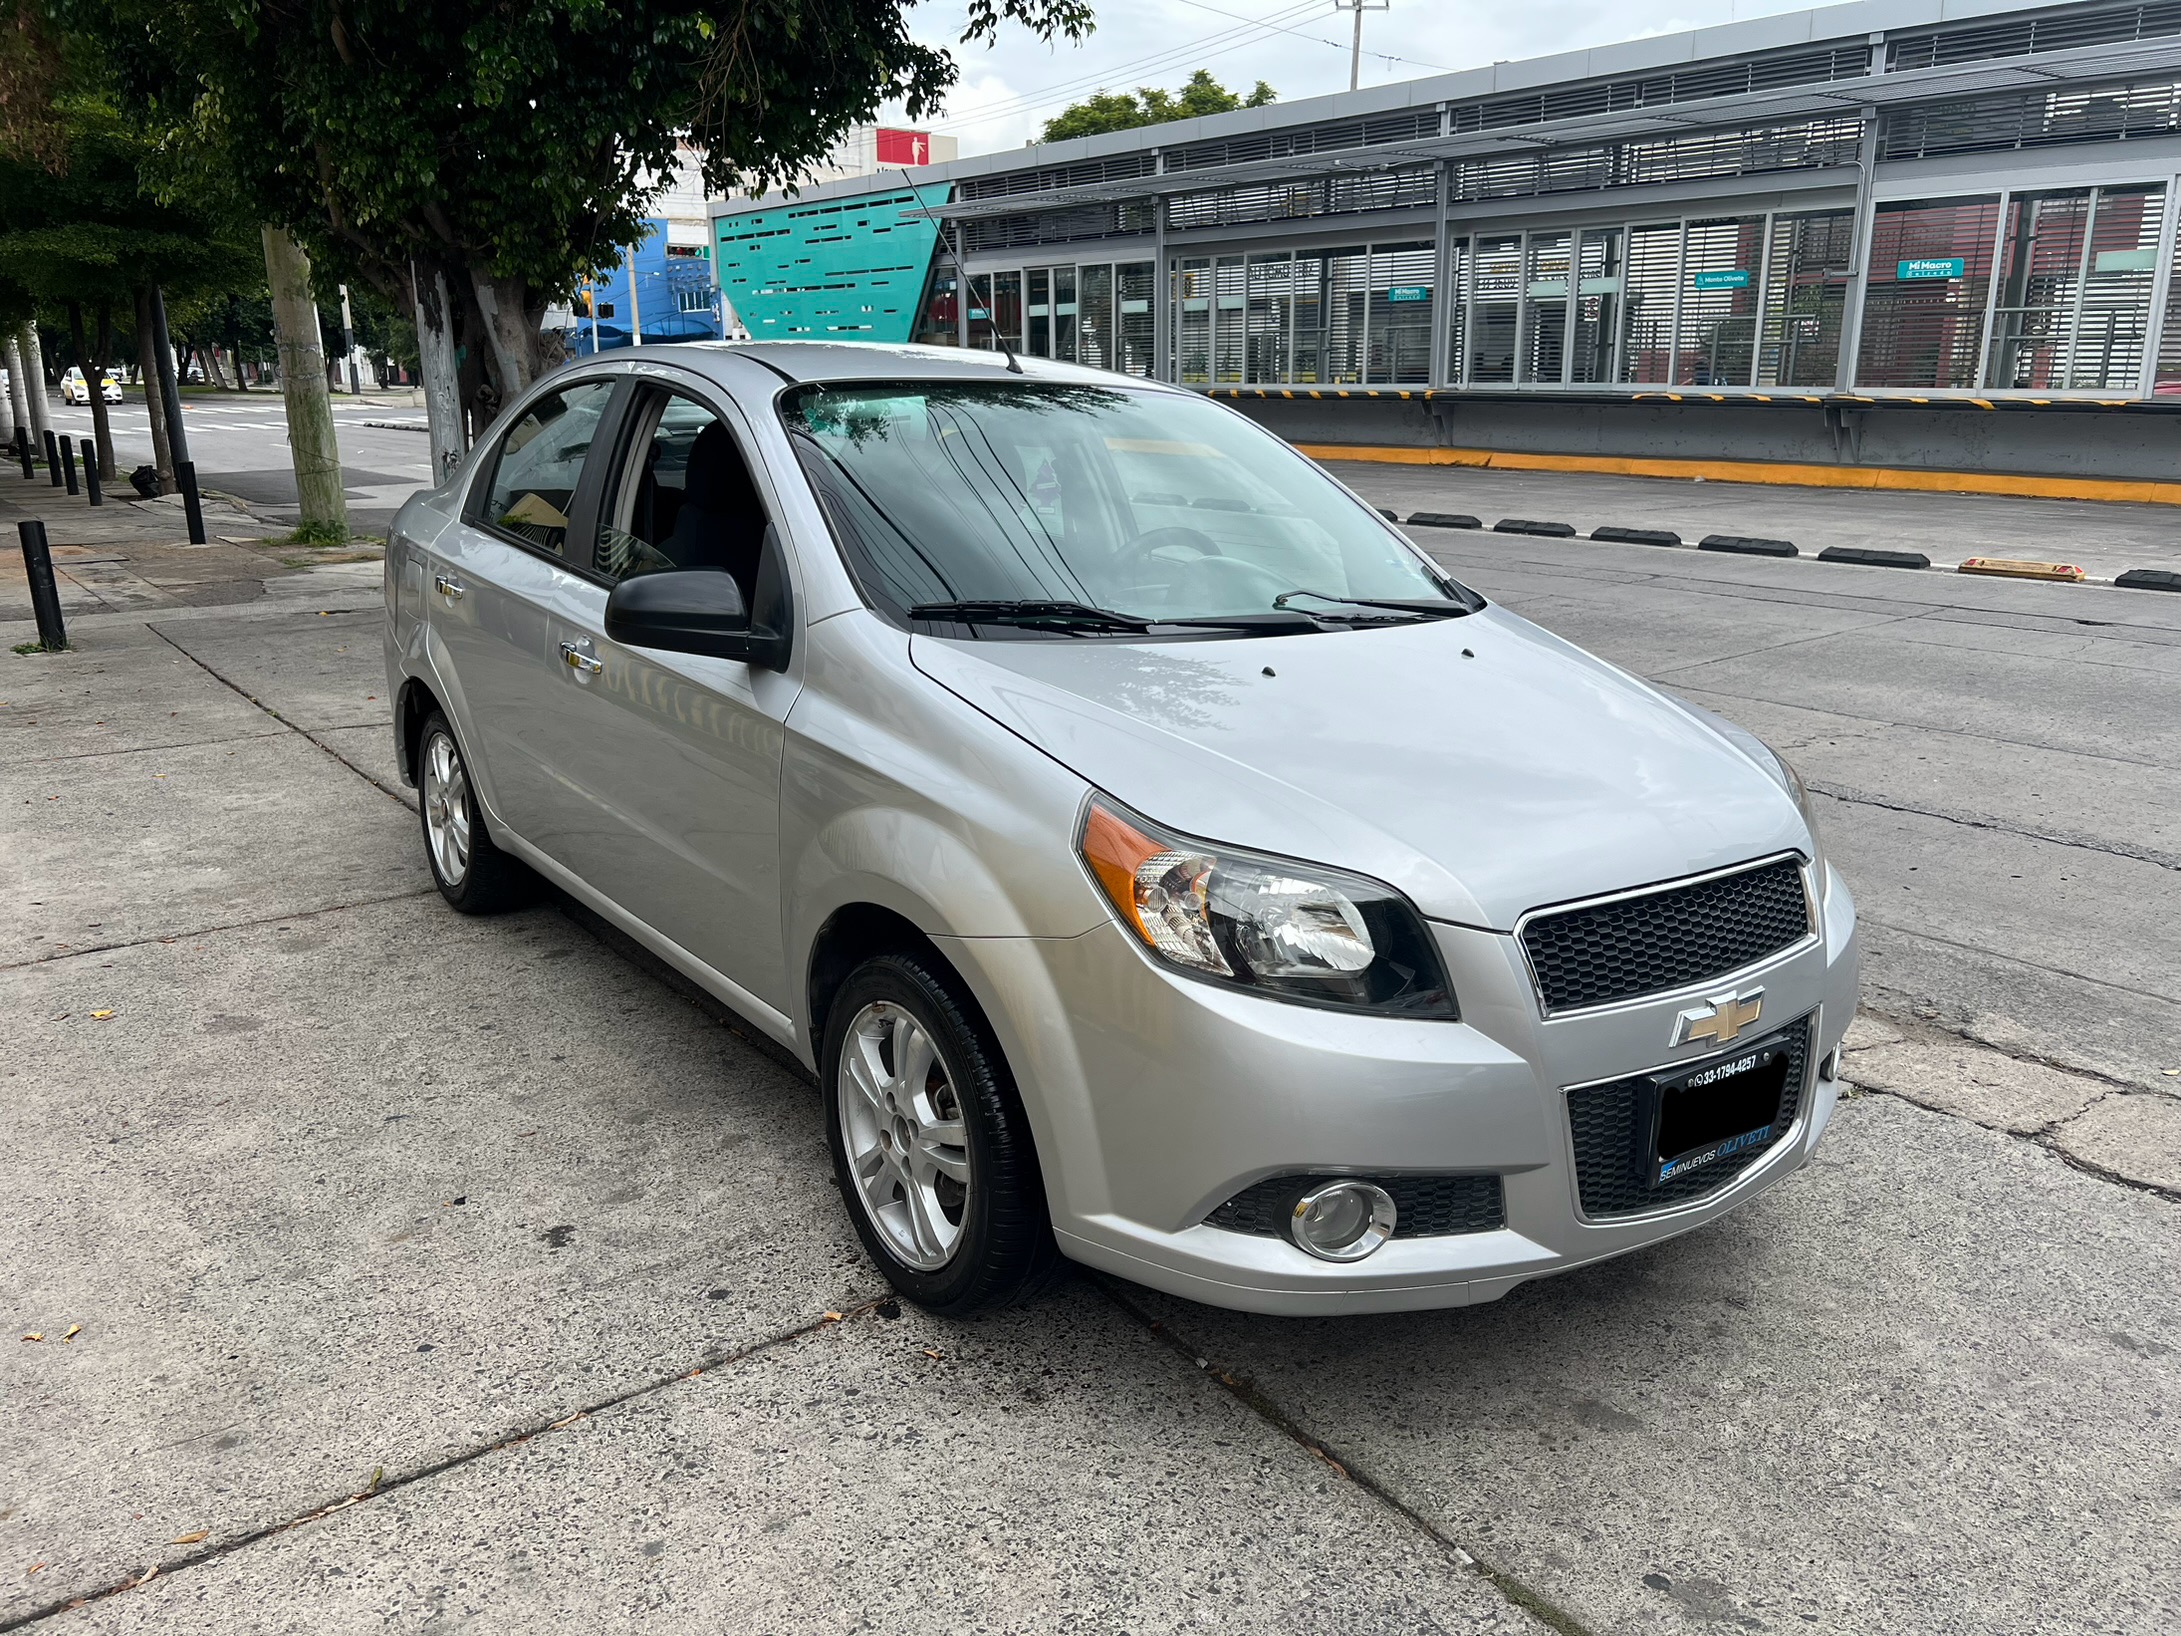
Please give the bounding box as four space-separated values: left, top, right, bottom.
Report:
1645 1033 1792 1187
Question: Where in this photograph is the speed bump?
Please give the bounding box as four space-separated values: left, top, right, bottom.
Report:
1958 558 2086 581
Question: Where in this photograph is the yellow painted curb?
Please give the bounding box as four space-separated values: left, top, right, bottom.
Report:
1291 443 2181 507
1958 557 2087 581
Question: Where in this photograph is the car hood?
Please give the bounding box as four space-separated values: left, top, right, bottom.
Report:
910 605 1809 929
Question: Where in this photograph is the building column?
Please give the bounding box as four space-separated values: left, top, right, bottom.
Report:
1834 105 1882 392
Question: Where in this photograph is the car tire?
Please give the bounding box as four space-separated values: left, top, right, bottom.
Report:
416 711 533 913
822 953 1065 1317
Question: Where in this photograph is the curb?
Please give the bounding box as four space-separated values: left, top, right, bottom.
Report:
2114 567 2181 592
1589 526 1680 547
1405 511 1482 529
1817 546 1930 570
1494 518 1577 537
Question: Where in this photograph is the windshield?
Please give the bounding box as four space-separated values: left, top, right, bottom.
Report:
784 382 1467 629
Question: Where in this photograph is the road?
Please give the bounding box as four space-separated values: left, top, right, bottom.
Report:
44 390 433 534
2 462 2176 1634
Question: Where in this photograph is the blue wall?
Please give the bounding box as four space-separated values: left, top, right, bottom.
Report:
570 218 721 353
712 183 950 343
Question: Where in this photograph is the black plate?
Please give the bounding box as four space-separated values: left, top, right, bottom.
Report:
1647 1036 1790 1187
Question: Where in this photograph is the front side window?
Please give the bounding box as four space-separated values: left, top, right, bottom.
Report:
596 390 770 600
785 382 1464 630
479 379 617 556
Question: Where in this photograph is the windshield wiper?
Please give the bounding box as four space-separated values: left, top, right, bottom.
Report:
1273 590 1477 622
909 599 1157 632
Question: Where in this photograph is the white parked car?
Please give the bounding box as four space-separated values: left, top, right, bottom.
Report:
384 342 1859 1316
61 367 122 405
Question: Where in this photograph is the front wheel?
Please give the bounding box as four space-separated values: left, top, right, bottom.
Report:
821 954 1063 1316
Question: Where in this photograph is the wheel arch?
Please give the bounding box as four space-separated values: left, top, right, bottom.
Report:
394 676 444 788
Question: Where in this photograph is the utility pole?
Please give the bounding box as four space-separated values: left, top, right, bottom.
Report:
338 284 361 395
1336 0 1391 92
625 244 643 347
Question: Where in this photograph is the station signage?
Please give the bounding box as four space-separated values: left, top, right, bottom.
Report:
1898 258 1966 280
1692 269 1750 290
1386 285 1432 302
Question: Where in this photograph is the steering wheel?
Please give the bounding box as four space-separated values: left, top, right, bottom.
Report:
1113 525 1226 576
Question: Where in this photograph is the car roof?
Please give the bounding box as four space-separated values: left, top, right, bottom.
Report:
657 339 1181 392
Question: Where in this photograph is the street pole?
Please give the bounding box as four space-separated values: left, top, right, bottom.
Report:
626 244 643 347
1337 0 1390 92
338 284 362 395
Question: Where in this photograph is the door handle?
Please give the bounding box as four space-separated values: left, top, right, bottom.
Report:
559 640 603 676
433 574 465 599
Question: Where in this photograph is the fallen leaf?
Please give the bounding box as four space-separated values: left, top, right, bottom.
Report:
822 1311 843 1322
21 1333 43 1342
90 1010 115 1020
922 1348 943 1360
171 1530 207 1545
136 1565 158 1587
61 1324 81 1342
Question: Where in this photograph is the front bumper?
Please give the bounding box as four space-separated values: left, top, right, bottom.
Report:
946 860 1858 1316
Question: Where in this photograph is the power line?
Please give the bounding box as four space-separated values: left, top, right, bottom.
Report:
1165 0 1454 74
927 0 1328 130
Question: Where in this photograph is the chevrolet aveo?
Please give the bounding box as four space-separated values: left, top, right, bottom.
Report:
383 342 1858 1317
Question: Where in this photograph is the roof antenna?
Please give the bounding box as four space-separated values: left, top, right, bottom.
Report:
900 168 1021 374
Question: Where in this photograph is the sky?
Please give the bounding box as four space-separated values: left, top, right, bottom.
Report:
902 0 1821 155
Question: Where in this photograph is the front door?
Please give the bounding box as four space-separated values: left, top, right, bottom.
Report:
427 376 620 837
539 378 801 1012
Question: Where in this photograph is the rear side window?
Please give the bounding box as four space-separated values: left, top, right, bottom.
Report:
479 379 618 556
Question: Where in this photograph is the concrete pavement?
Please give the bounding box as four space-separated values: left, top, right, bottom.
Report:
4 530 2177 1633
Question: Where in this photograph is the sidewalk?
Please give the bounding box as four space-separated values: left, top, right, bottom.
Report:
0 466 376 627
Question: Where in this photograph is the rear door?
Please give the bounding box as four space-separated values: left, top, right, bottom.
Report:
423 374 623 841
534 371 804 1010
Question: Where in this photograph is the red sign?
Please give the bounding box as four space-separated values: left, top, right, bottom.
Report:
876 128 933 167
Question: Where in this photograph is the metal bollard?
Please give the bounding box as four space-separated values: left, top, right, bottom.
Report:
15 431 29 480
59 436 79 496
175 459 207 545
84 458 102 507
43 429 61 486
17 519 68 651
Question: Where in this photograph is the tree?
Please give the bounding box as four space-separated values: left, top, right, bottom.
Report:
1040 69 1274 143
82 0 1094 478
0 72 258 482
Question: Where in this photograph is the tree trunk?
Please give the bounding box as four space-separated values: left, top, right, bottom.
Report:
413 261 466 485
91 305 117 481
467 267 552 424
67 301 117 484
1 334 21 447
261 225 348 538
135 287 175 492
19 322 53 449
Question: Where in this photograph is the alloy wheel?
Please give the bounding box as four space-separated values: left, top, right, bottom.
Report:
421 729 472 888
836 1000 973 1270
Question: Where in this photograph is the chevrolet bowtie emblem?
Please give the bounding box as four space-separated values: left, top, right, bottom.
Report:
1674 988 1764 1048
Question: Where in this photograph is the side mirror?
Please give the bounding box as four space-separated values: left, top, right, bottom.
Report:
605 568 790 671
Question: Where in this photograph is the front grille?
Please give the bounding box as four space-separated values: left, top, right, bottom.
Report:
1520 856 1810 1014
1566 1017 1812 1219
1205 1173 1505 1238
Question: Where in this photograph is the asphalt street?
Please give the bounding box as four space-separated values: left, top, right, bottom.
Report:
2 456 2177 1633
43 391 433 534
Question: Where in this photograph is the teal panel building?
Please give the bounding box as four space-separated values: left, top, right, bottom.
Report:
713 183 951 344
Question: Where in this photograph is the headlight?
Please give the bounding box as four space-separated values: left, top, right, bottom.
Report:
1077 796 1457 1017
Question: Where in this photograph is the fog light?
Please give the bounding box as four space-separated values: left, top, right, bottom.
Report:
1287 1181 1397 1262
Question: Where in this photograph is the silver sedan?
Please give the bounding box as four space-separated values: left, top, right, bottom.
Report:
384 342 1858 1316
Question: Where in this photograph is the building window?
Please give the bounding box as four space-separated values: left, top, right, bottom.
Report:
1118 263 1155 376
1676 217 1766 385
1856 197 2003 389
1621 223 1683 384
1986 184 2164 391
1758 211 1855 387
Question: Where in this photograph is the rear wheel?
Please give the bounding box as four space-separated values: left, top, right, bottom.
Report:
821 954 1063 1316
417 712 533 913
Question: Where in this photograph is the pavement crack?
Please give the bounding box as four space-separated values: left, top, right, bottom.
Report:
1093 1276 1600 1636
1856 914 2180 1010
0 891 437 971
0 1301 888 1631
1807 781 2181 871
146 624 410 807
23 729 289 765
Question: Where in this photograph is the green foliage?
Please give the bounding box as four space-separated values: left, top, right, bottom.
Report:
74 0 1096 388
285 519 352 548
1039 69 1274 143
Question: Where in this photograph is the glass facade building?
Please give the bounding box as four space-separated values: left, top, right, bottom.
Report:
725 0 2181 405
